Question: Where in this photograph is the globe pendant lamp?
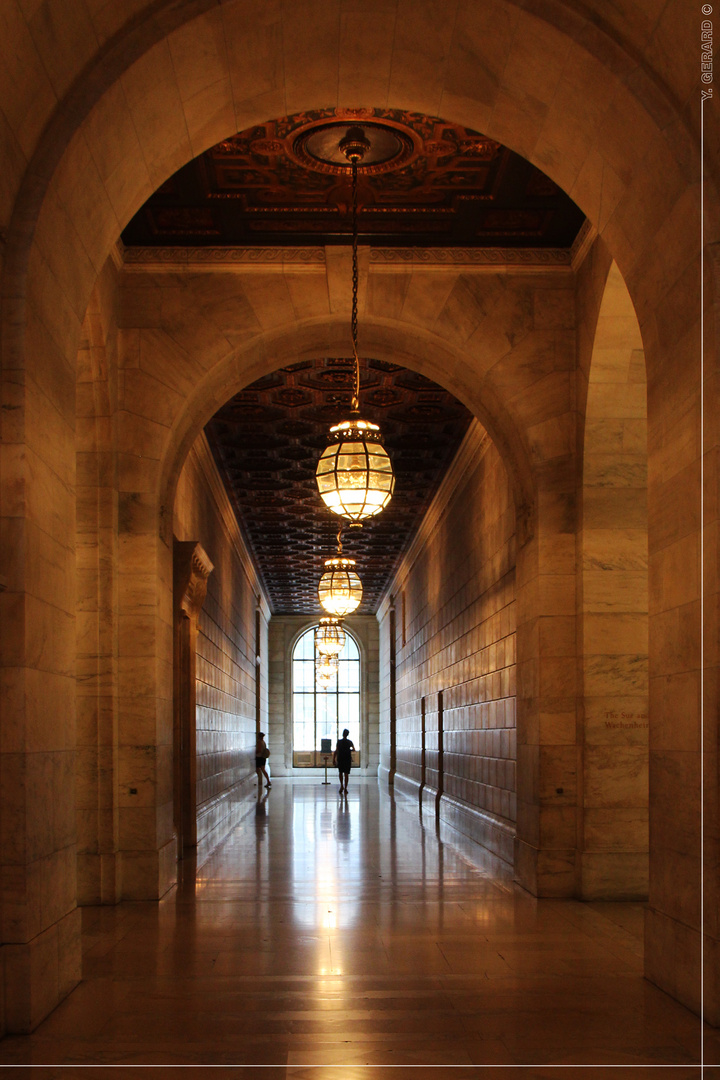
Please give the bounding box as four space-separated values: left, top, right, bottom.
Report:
315 617 346 658
318 526 363 617
316 655 339 685
315 127 395 522
318 558 362 617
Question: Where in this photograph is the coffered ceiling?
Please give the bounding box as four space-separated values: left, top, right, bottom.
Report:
122 107 585 250
205 359 474 614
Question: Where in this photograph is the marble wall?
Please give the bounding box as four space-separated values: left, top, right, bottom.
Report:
75 272 121 909
379 423 517 865
174 435 269 860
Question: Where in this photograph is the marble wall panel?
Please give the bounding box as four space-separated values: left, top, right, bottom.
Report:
173 437 267 851
379 426 517 861
2 907 81 1034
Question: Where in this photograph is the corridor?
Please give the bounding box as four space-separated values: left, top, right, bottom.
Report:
0 780 710 1075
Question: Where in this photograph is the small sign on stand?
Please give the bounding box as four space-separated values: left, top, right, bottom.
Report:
320 738 332 785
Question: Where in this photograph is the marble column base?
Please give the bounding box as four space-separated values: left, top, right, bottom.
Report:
77 851 121 906
514 837 576 897
377 764 393 787
390 771 421 804
645 905 704 1020
121 838 176 900
438 794 514 867
579 851 648 900
2 907 81 1033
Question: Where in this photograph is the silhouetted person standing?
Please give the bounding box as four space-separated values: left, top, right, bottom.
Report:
256 731 271 789
333 728 355 794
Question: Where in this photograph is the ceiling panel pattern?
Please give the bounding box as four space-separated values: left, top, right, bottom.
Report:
205 359 474 614
123 107 584 249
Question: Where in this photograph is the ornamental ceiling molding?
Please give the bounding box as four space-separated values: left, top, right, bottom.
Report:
122 245 578 274
123 246 327 273
369 247 573 274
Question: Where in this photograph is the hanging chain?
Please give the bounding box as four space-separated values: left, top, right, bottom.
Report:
350 159 360 412
336 523 344 555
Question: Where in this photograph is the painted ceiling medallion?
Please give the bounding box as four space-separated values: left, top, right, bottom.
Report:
294 120 415 175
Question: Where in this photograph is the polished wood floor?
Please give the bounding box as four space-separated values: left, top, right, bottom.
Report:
0 779 714 1077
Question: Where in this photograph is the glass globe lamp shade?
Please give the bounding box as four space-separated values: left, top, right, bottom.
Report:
315 617 346 658
316 655 339 684
315 419 395 522
318 557 362 617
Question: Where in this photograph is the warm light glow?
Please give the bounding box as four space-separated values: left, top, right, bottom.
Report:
315 418 395 522
318 557 363 616
315 617 346 657
316 655 339 684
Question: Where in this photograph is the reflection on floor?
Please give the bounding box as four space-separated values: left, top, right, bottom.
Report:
0 779 714 1078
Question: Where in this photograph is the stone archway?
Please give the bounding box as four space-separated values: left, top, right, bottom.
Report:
0 0 713 1032
127 261 577 901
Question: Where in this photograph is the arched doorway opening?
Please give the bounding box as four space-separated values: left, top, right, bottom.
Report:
0 0 710 1033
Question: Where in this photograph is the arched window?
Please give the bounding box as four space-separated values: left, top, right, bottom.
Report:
292 626 360 765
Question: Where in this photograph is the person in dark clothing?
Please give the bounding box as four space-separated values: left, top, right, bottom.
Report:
255 731 271 789
333 728 355 794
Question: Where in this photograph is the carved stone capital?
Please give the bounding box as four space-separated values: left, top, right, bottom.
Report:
174 540 214 620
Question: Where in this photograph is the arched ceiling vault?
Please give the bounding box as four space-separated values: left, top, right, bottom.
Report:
0 0 708 621
205 357 475 614
1 0 707 311
157 308 539 612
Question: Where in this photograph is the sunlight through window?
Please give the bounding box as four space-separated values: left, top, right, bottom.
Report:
292 627 360 760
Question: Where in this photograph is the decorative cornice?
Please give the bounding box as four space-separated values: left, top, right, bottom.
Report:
121 243 585 274
123 246 326 272
378 419 491 619
570 219 598 271
369 246 573 270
